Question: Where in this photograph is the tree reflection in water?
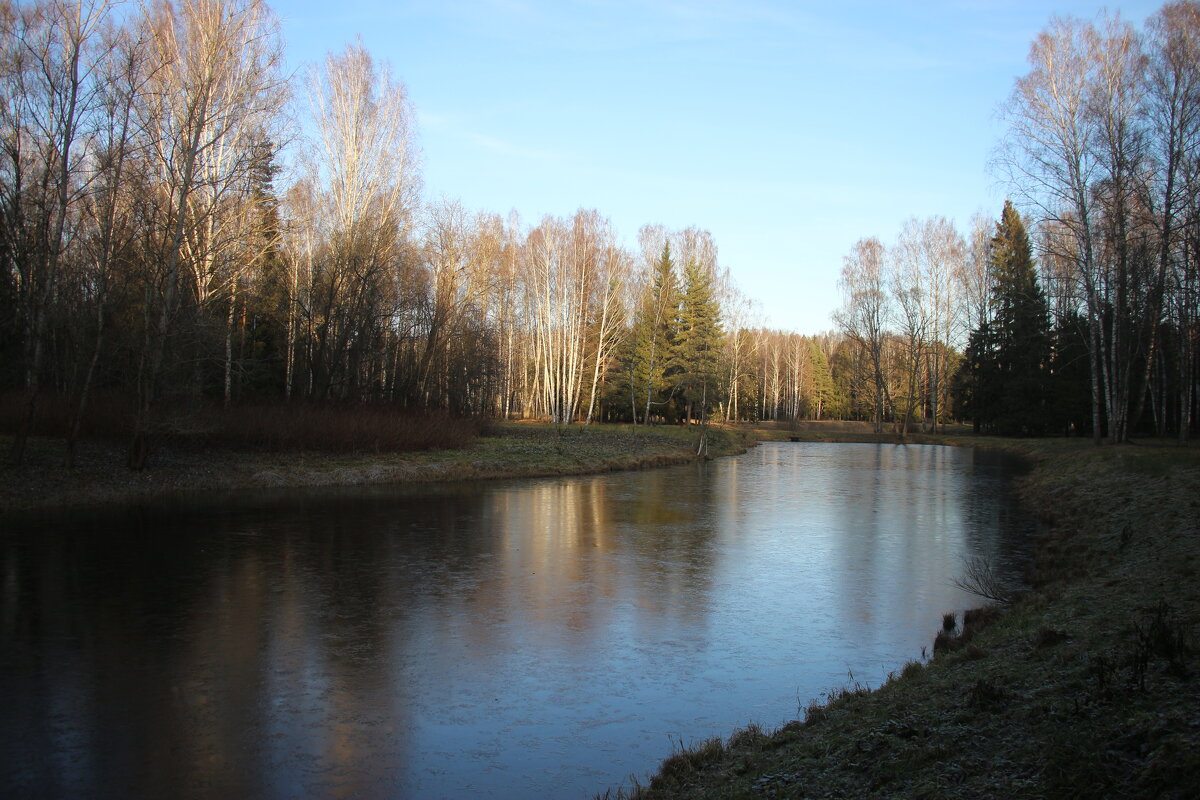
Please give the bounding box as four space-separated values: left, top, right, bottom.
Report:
0 443 1033 799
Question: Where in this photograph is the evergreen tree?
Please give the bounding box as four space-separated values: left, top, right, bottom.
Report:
624 244 679 423
1049 311 1094 436
674 258 723 422
957 322 993 432
958 202 1053 435
808 339 834 420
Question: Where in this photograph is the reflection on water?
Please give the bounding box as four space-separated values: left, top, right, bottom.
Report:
0 443 1033 799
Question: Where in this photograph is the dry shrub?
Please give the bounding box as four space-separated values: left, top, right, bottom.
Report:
727 723 767 750
214 403 485 453
954 555 1016 605
962 605 1002 638
0 390 136 438
0 393 486 454
962 643 988 660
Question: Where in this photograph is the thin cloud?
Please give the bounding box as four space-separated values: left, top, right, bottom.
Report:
467 132 566 163
419 109 567 163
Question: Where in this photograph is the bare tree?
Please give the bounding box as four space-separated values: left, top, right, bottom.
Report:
1089 11 1148 444
582 215 628 424
918 217 965 432
999 14 1105 443
129 0 286 468
892 220 929 435
720 289 755 421
957 212 995 345
64 18 151 465
998 12 1166 444
1144 1 1200 443
836 237 892 433
300 39 418 401
2 0 113 464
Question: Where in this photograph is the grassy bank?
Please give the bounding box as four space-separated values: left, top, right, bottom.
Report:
601 439 1200 800
0 421 756 515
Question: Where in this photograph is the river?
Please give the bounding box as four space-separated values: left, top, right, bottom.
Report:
0 442 1034 799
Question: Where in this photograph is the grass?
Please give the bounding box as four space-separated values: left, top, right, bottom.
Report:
0 419 757 514
597 437 1200 800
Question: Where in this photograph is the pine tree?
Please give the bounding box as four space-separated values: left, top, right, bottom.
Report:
960 202 1053 436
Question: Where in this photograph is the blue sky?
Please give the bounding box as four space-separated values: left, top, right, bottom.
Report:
273 0 1162 334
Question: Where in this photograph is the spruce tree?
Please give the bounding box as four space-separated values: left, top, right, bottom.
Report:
808 340 834 420
624 244 679 423
966 201 1053 436
675 259 723 423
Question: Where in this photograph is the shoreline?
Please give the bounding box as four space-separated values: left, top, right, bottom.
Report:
0 420 1022 517
0 422 761 516
8 424 1195 797
604 438 1200 799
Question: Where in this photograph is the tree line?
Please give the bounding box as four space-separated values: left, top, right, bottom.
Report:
836 1 1200 444
2 0 1196 472
0 0 785 467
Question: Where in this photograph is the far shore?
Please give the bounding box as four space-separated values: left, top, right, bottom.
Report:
0 421 750 516
0 419 1033 517
0 419 1103 517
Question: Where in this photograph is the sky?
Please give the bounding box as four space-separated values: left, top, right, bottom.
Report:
271 0 1164 334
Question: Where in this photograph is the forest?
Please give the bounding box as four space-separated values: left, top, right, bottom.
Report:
2 0 1198 471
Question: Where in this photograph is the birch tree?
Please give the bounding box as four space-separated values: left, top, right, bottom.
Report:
581 214 628 424
2 0 112 464
836 237 892 432
301 39 418 401
1144 1 1200 443
129 0 285 467
892 222 928 435
64 19 150 465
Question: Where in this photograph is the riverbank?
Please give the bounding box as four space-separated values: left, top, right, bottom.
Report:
602 438 1200 799
0 422 756 515
7 425 1197 798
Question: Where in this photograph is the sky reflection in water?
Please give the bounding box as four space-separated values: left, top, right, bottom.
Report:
0 443 1033 799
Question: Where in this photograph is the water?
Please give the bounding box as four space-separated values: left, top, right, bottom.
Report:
0 442 1034 799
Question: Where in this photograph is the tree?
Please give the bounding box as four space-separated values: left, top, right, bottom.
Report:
299 39 417 402
581 215 628 424
999 14 1105 442
129 0 286 468
836 238 891 433
1144 1 1200 443
626 240 678 424
2 0 114 464
675 257 723 424
964 202 1053 436
808 339 834 419
997 11 1189 443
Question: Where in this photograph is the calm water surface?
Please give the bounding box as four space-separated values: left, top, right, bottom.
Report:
1 443 1034 799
